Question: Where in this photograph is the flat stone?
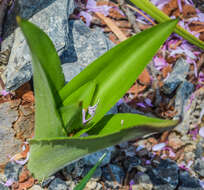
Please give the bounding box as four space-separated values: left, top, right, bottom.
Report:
48 178 67 190
102 164 125 183
194 159 204 177
28 185 43 190
4 161 23 181
83 147 115 167
162 58 189 95
178 171 203 190
147 159 179 190
0 184 9 190
0 101 21 165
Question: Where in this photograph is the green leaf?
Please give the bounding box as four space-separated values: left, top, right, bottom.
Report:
74 153 107 190
28 116 179 180
63 80 96 109
60 19 178 125
17 17 66 138
16 16 65 106
129 0 204 50
59 103 83 134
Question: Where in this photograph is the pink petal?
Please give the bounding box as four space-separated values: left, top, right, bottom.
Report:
189 127 199 140
136 103 146 108
177 0 182 12
14 152 30 165
152 143 166 151
79 11 92 27
199 127 204 138
144 98 153 107
4 178 14 187
164 147 176 157
0 90 9 96
153 56 168 70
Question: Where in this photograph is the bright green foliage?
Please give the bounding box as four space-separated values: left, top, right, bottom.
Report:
74 153 107 190
17 16 179 180
129 0 204 50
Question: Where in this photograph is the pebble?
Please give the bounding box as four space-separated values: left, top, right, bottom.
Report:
168 132 184 149
123 156 141 172
102 164 125 184
133 172 153 190
194 159 204 177
84 179 103 190
4 161 23 181
48 178 68 190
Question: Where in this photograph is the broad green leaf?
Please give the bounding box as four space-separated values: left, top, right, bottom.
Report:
28 116 179 180
16 16 65 106
129 0 204 50
74 153 107 190
63 80 96 109
59 103 83 134
17 17 66 138
60 20 178 125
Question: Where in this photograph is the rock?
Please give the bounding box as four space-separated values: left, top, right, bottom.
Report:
178 171 203 190
41 176 55 187
28 185 43 190
66 181 76 190
102 164 125 184
147 159 179 190
174 81 194 116
162 58 189 95
0 101 21 165
82 166 102 180
84 179 103 190
123 156 141 172
48 178 68 190
174 87 204 135
4 161 23 181
13 104 34 139
83 147 115 167
0 184 9 190
133 172 153 190
192 0 204 12
194 159 204 177
195 140 204 159
3 0 114 90
168 132 184 149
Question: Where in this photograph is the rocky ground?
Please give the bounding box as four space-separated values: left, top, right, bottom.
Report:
0 0 204 189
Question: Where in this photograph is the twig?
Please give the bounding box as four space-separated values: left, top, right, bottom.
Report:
116 0 141 34
126 4 156 25
95 12 127 41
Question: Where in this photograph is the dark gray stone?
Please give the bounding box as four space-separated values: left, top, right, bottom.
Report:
134 172 152 185
83 147 115 167
174 81 194 116
41 176 55 187
48 178 68 190
0 184 9 190
162 58 189 95
102 164 125 184
123 156 141 172
178 171 203 190
82 166 102 180
195 140 204 159
147 159 179 190
192 0 204 12
4 161 23 181
194 159 204 177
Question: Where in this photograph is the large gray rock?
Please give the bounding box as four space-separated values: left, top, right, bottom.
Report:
0 101 21 165
2 0 114 90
